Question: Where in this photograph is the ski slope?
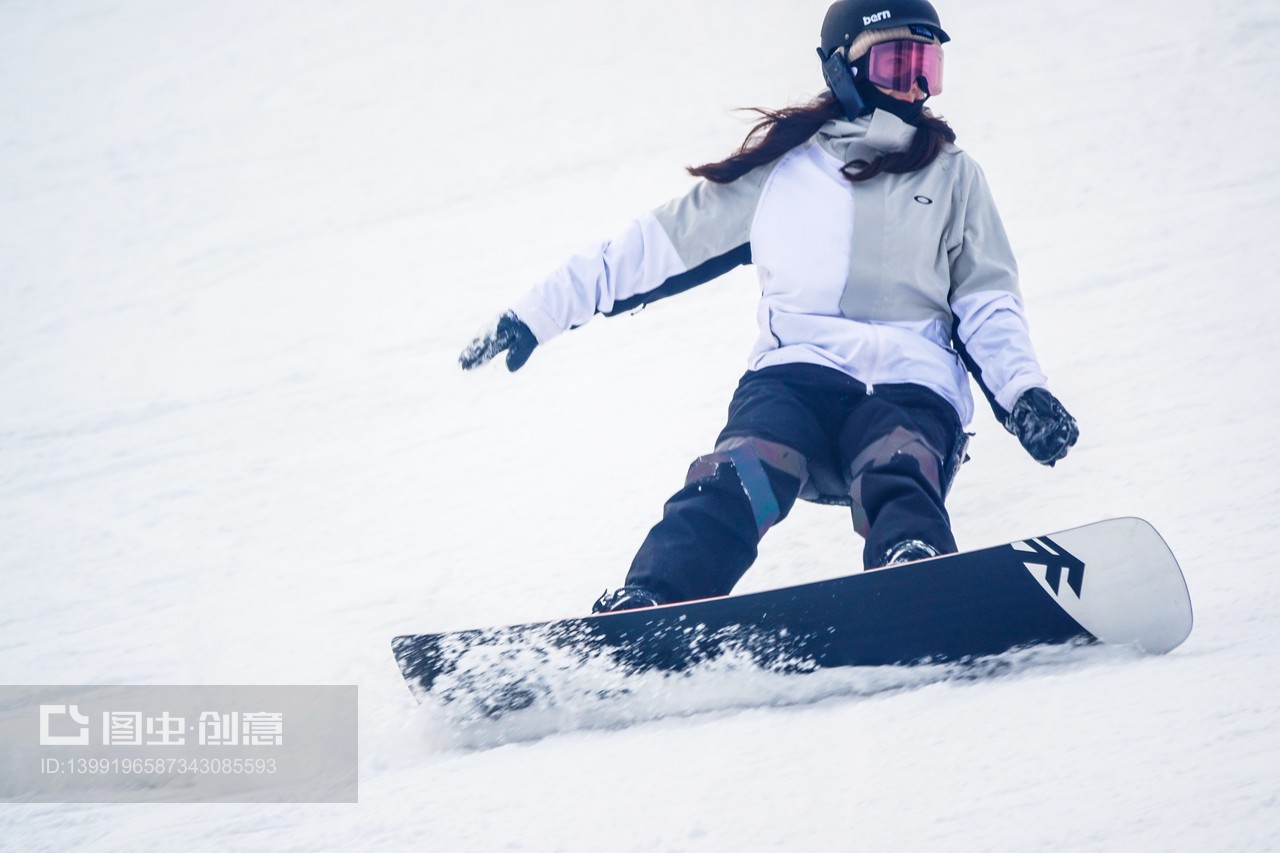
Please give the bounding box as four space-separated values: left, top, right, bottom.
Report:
2 0 1278 848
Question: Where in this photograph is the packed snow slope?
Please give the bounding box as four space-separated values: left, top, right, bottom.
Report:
3 0 1279 848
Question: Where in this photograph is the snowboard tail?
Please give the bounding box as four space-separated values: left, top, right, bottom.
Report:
393 518 1192 711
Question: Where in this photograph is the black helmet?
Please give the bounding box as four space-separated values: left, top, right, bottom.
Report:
817 0 949 121
820 0 949 60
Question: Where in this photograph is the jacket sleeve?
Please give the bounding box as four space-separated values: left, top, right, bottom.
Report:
948 157 1048 422
511 164 774 345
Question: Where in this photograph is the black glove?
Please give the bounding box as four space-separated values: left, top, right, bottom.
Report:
459 311 538 372
1004 387 1079 466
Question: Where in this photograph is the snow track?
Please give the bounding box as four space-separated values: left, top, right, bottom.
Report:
2 0 1278 848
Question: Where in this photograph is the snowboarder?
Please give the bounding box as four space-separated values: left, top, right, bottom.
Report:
459 0 1079 612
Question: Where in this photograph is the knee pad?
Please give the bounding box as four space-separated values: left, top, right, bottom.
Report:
847 426 947 536
684 437 807 538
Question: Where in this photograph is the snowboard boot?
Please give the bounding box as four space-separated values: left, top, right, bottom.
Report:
876 539 940 568
592 586 666 613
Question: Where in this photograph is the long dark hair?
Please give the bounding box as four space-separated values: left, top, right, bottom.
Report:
687 92 956 184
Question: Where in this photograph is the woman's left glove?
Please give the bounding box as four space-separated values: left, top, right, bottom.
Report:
1005 387 1079 466
459 311 538 372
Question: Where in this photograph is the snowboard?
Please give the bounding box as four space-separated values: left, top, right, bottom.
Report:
392 517 1192 716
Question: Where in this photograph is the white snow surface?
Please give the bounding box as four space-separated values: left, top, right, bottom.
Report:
3 0 1279 849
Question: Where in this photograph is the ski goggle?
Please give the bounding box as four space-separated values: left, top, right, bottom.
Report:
864 40 944 95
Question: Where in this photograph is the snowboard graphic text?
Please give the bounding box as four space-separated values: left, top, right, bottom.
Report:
1013 536 1086 598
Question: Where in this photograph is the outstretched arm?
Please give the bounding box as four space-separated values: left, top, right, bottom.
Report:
459 164 773 371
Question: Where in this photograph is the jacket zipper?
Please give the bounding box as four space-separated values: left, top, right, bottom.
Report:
864 322 879 395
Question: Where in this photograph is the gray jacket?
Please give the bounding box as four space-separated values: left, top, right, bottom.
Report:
513 109 1047 426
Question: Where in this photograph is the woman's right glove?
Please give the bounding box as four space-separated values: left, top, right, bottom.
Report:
1004 387 1079 466
459 311 538 372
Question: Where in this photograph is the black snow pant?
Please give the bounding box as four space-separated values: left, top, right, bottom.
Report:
625 364 967 604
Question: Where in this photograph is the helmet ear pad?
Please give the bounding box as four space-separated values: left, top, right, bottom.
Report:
818 46 869 120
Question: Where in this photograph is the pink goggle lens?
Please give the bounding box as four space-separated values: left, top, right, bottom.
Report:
866 40 944 95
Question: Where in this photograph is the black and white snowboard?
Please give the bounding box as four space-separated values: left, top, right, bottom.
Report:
392 517 1192 716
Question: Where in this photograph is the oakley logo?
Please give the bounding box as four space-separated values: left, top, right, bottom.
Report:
864 10 892 25
914 195 933 204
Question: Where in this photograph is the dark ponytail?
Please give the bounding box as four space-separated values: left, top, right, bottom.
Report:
686 96 844 183
687 92 957 185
